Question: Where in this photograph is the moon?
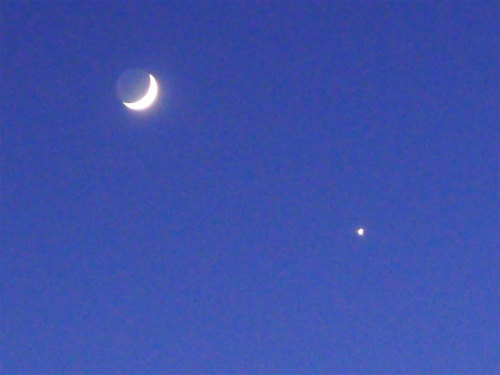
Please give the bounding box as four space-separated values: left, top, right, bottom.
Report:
122 74 158 111
357 228 365 236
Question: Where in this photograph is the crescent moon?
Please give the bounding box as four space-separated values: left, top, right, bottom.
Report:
123 74 158 110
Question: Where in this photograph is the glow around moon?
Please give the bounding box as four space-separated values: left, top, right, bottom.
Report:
123 74 158 111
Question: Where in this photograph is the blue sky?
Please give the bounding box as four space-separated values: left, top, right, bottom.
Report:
2 2 499 374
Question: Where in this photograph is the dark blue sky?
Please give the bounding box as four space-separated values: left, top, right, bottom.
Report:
2 2 499 374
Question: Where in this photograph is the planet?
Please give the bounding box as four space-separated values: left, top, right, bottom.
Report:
116 69 158 111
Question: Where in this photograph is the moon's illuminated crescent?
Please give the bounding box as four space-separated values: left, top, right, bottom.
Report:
123 74 158 110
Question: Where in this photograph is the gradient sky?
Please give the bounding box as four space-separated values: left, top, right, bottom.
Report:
2 2 499 374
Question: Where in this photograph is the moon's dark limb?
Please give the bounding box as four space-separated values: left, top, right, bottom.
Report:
116 69 151 103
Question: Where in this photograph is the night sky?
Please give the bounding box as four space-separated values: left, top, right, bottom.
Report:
2 2 499 374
